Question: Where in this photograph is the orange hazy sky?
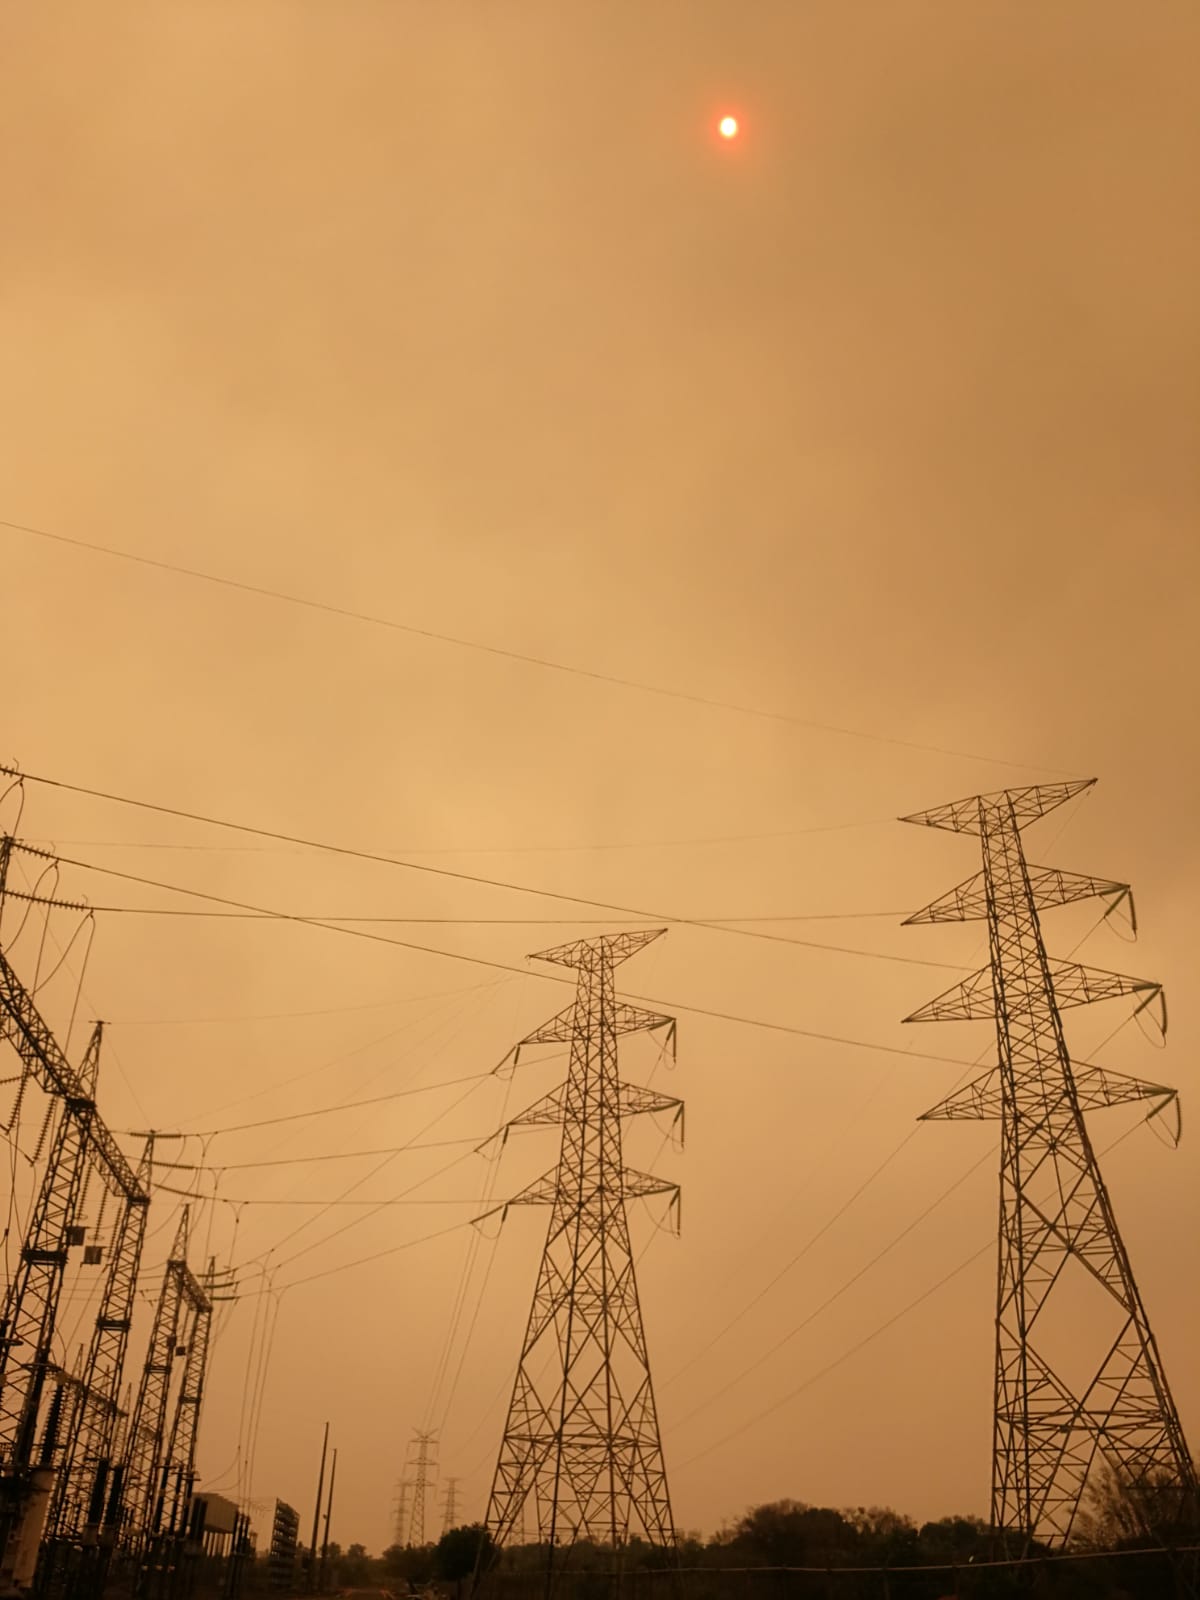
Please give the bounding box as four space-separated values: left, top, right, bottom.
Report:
1 0 1197 1554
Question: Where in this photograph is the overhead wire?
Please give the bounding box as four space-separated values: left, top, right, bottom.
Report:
663 790 1144 1455
6 842 992 1070
219 978 522 1269
1 522 1068 775
5 850 152 1124
671 1143 998 1432
17 821 896 857
184 985 514 1135
9 828 970 977
662 783 1104 1393
152 1135 484 1171
111 974 510 1028
423 986 523 1435
30 904 916 927
673 1109 1167 1470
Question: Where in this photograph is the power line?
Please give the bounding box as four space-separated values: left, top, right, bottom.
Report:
152 1136 481 1171
5 776 961 971
661 1125 924 1391
28 903 912 927
251 1080 491 1275
9 840 988 1068
282 1219 471 1292
19 822 891 857
671 1144 996 1432
673 1242 994 1470
154 1186 494 1207
673 1114 1161 1469
107 975 506 1027
1 518 1067 774
119 1069 499 1139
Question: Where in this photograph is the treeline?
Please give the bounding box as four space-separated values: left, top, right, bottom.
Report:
259 1483 1199 1598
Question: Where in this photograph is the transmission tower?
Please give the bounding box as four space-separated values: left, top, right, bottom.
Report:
45 1133 154 1546
392 1479 411 1550
144 1255 223 1597
403 1430 437 1546
0 830 153 1592
440 1476 460 1535
903 779 1196 1549
0 1022 101 1475
117 1209 212 1559
483 930 682 1568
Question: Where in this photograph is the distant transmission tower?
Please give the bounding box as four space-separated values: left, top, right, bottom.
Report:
483 930 682 1566
441 1476 460 1535
903 779 1196 1548
405 1430 437 1546
392 1479 410 1550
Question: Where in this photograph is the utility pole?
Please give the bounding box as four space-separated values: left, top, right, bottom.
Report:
482 931 682 1583
440 1476 459 1536
319 1446 337 1591
307 1422 329 1592
903 779 1196 1549
404 1431 436 1547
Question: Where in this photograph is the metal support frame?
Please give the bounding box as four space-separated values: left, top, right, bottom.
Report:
483 930 681 1572
903 780 1196 1548
44 1137 154 1545
118 1211 210 1559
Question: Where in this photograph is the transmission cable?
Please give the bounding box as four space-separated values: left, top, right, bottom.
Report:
9 817 967 975
672 1143 996 1431
673 1110 1164 1468
662 785 1106 1395
7 842 989 1069
1 521 1067 775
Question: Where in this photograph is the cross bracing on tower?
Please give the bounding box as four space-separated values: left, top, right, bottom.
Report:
902 779 1196 1550
402 1430 437 1547
0 832 152 1591
481 930 681 1581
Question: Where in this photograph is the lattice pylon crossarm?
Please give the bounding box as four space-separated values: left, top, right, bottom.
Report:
904 961 1161 1026
504 1083 682 1135
906 867 1128 925
900 779 1096 837
529 928 667 970
520 1001 674 1051
921 1063 1176 1122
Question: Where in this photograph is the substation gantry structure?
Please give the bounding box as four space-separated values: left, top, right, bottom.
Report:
0 823 221 1599
0 833 153 1593
481 930 682 1588
902 780 1196 1551
117 1208 216 1588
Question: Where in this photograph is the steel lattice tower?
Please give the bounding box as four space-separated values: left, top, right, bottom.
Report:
483 930 681 1564
0 1023 101 1478
392 1480 411 1550
45 1133 154 1545
903 780 1196 1548
404 1430 437 1546
441 1475 460 1535
118 1208 211 1557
